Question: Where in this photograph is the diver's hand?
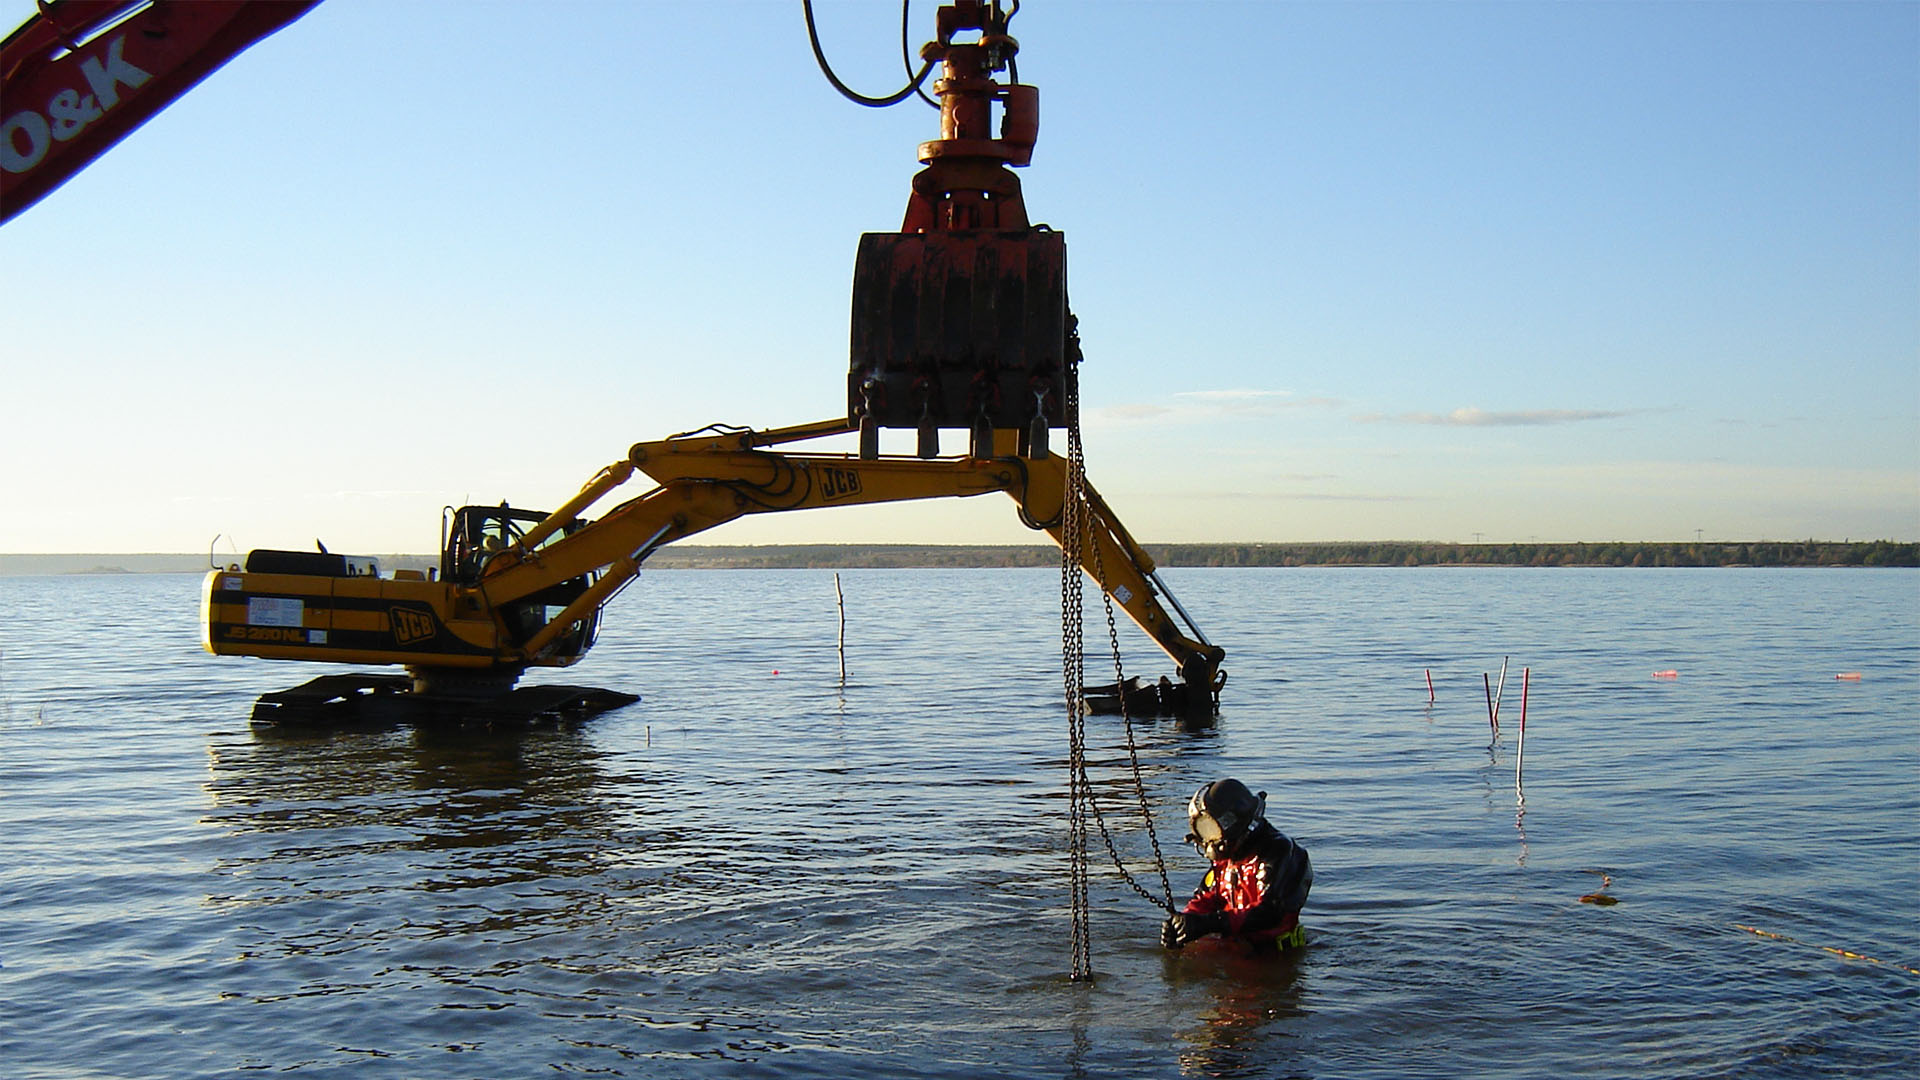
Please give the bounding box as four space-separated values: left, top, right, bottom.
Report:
1161 911 1224 948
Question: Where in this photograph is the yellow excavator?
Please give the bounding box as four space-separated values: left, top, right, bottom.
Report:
8 1 1225 722
204 413 1224 722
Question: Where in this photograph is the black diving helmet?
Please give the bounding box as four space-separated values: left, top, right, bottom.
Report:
1185 778 1266 861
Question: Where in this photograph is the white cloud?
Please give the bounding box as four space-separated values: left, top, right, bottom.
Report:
1356 407 1635 427
1172 389 1293 402
1101 403 1174 420
1091 389 1341 425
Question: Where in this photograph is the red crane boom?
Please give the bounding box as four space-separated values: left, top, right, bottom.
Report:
2 0 320 224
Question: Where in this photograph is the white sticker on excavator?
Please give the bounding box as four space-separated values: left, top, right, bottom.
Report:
248 597 303 627
1113 585 1133 605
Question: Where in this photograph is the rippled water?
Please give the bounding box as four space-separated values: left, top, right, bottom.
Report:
2 567 1915 1078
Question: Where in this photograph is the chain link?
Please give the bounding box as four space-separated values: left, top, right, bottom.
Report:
1059 353 1178 982
1071 390 1178 916
1059 379 1092 980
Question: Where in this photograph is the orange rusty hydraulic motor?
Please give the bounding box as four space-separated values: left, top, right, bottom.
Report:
849 0 1066 460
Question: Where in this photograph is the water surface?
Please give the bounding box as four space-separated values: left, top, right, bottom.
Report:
2 568 1914 1077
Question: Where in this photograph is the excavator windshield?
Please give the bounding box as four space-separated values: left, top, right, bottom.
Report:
442 504 602 662
443 504 568 585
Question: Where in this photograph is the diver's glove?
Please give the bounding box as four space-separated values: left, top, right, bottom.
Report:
1161 911 1226 948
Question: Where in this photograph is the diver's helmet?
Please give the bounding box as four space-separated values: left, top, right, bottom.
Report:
1185 778 1266 861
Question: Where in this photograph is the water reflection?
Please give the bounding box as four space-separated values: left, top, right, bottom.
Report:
200 720 646 945
1167 946 1309 1078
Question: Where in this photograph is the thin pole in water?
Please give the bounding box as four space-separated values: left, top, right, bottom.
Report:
1426 668 1435 705
1514 667 1530 797
835 572 847 688
1492 656 1509 728
1483 672 1496 739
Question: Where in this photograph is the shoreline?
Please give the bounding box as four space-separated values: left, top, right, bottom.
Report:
4 540 1914 575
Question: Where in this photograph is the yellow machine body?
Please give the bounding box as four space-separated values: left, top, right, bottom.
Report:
200 420 1225 703
202 571 497 670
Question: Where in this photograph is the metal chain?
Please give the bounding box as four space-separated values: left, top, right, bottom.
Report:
1059 387 1092 981
1090 478 1175 909
1058 356 1180 983
1067 374 1178 916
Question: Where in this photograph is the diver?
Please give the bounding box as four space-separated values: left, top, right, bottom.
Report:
1161 778 1312 951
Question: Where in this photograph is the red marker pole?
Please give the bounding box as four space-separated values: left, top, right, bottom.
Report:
1426 668 1435 705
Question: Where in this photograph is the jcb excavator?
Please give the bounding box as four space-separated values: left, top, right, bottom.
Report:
6 0 1226 723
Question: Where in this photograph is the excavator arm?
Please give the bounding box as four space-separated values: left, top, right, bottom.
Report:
473 421 1225 694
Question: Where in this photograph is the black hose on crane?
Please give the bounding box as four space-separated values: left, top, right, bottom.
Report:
803 0 936 107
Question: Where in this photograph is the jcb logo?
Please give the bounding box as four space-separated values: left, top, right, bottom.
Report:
820 466 862 501
390 606 437 645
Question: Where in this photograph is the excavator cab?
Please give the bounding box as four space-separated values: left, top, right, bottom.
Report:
442 504 600 660
445 503 535 584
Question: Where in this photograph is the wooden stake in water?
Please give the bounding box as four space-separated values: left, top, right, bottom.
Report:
1426 668 1435 705
1492 656 1510 728
1483 673 1496 739
834 572 847 687
1514 667 1531 796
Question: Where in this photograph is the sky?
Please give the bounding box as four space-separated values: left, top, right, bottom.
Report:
3 0 1915 554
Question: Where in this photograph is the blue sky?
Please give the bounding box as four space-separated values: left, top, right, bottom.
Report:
4 0 1914 553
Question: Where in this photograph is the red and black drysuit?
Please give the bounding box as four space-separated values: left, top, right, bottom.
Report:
1169 822 1312 950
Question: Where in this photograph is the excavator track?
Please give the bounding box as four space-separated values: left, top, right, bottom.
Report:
248 673 637 728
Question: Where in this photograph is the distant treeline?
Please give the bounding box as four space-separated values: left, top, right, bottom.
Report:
649 540 1918 569
649 545 1054 569
3 540 1912 576
1145 540 1919 568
